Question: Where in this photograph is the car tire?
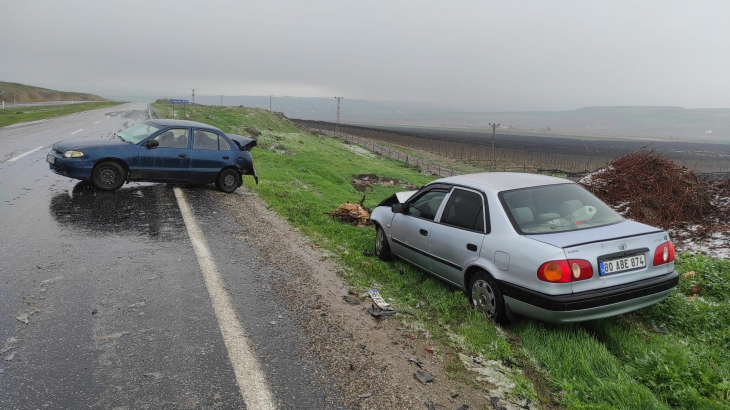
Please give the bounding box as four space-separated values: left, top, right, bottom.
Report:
470 271 509 325
92 161 126 191
216 168 240 193
375 224 393 261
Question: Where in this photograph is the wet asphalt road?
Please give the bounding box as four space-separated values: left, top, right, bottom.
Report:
0 104 344 409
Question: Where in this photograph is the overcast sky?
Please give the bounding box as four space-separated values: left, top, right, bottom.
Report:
2 0 728 111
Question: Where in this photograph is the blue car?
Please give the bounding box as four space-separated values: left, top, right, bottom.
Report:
47 119 258 193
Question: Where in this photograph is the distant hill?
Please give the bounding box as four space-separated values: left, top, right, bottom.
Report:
0 81 106 103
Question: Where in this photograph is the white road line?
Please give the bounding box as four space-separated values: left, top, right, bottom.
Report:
173 188 276 410
8 145 45 162
70 129 83 135
93 121 100 124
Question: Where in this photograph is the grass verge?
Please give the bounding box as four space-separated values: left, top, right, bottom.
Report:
153 104 730 409
0 101 122 127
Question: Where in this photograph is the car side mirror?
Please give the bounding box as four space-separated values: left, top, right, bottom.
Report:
146 139 159 148
391 203 404 213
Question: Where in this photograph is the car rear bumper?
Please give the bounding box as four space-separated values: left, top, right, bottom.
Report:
48 155 93 180
499 271 679 323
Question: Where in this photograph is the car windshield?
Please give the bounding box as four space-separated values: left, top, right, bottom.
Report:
501 183 623 234
116 122 163 144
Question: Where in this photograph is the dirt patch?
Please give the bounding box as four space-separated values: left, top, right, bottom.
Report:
219 190 528 409
351 173 419 192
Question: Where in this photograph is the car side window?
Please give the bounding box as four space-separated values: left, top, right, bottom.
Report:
406 190 448 221
193 130 220 150
218 136 232 151
150 128 189 149
440 189 485 232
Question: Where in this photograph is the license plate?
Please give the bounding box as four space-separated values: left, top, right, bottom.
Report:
46 155 55 164
600 254 646 275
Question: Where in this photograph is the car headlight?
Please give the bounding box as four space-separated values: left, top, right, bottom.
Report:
63 151 84 158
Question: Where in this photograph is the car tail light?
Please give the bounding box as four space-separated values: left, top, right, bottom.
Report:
538 259 593 283
653 241 675 266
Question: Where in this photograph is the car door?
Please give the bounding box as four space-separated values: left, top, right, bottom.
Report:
429 188 488 286
137 128 192 180
189 129 236 182
390 188 449 272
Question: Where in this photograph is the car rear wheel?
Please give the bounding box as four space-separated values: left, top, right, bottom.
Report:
92 161 126 191
375 224 393 261
470 271 509 325
216 168 240 193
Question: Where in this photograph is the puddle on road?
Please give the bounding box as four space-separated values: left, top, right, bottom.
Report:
49 182 185 239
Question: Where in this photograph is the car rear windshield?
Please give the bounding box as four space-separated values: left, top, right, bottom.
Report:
117 122 163 144
500 183 623 234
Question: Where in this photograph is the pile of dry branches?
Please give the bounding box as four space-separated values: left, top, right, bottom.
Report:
580 150 730 232
325 195 372 227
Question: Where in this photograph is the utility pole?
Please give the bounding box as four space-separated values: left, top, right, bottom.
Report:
191 88 195 104
334 97 343 137
489 122 499 171
220 95 223 106
269 94 272 112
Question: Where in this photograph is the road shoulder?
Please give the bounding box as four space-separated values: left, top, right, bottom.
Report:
220 188 504 409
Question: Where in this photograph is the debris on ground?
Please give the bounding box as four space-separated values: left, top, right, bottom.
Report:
39 276 64 286
425 347 435 354
15 314 29 325
425 402 436 410
342 295 361 305
490 397 506 410
367 289 398 317
98 331 130 341
3 352 15 362
414 369 435 384
142 372 162 380
362 249 374 257
580 150 730 257
325 195 371 227
409 358 424 369
351 173 419 192
357 392 372 398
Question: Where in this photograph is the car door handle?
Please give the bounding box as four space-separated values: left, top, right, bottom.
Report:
222 156 230 160
419 229 428 236
178 154 187 158
467 243 478 252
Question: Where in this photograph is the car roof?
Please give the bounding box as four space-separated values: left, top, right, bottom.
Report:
148 119 223 132
432 172 573 192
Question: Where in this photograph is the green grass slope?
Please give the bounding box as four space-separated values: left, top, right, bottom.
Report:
0 101 122 128
0 81 106 103
154 103 730 410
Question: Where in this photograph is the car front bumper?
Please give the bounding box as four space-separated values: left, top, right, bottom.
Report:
500 271 679 323
47 153 94 180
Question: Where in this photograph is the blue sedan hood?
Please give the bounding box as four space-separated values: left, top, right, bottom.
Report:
525 220 662 248
53 138 129 151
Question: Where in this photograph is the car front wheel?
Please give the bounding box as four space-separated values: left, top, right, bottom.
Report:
92 161 126 191
470 271 509 325
216 168 240 193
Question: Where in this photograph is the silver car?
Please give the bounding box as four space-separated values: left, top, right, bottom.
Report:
370 173 679 324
